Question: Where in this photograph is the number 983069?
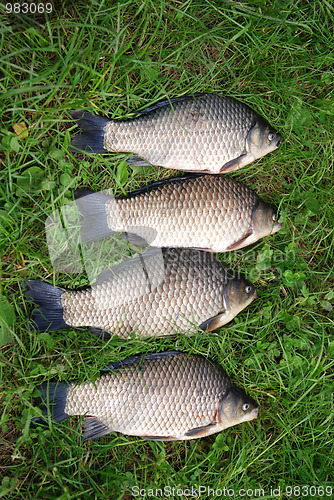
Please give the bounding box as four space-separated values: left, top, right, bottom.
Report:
6 3 53 14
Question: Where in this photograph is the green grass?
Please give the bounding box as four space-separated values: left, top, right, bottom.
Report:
1 0 333 498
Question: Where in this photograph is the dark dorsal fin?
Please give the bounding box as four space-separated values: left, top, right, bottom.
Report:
136 93 204 115
91 247 166 286
101 350 183 373
127 174 204 199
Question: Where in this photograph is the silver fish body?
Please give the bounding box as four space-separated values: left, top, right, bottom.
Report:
35 351 259 441
70 94 281 174
26 248 257 337
76 175 282 253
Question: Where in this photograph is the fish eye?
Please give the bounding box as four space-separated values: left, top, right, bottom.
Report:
268 132 275 141
272 213 277 222
242 403 250 411
245 285 252 294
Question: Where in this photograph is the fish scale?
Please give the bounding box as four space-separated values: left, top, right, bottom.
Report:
103 95 251 171
26 249 257 336
105 176 257 251
49 248 257 338
71 94 282 173
34 351 260 441
65 354 226 437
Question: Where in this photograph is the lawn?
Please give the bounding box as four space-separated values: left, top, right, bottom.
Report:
0 0 333 499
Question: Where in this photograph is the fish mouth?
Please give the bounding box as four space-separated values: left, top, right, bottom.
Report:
252 289 258 301
275 135 283 148
272 221 283 234
250 407 259 420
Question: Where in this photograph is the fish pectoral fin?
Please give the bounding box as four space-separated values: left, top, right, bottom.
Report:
219 152 248 173
199 312 227 332
82 416 111 441
141 435 179 442
226 231 253 251
185 422 218 438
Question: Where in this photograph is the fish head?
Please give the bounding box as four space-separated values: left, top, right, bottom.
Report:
218 386 259 429
252 198 282 240
224 276 257 316
247 119 282 161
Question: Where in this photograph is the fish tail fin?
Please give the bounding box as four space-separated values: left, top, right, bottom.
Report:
32 381 70 426
70 111 109 153
24 280 68 332
74 189 113 242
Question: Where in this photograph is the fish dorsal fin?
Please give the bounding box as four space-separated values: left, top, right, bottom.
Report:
101 350 183 373
126 174 204 199
199 312 227 332
82 417 111 441
136 93 204 115
226 231 253 251
93 248 166 285
91 247 165 288
184 422 218 438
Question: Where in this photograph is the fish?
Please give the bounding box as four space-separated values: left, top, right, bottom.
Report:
70 94 282 174
33 351 259 441
24 248 257 337
74 175 282 252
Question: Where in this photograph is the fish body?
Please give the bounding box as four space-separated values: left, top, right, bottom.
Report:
25 248 257 337
70 94 282 174
76 175 282 253
34 351 259 441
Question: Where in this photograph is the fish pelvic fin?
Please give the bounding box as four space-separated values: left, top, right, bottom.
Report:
88 327 111 339
32 381 70 426
24 280 68 332
70 111 109 153
126 155 151 167
82 416 111 441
